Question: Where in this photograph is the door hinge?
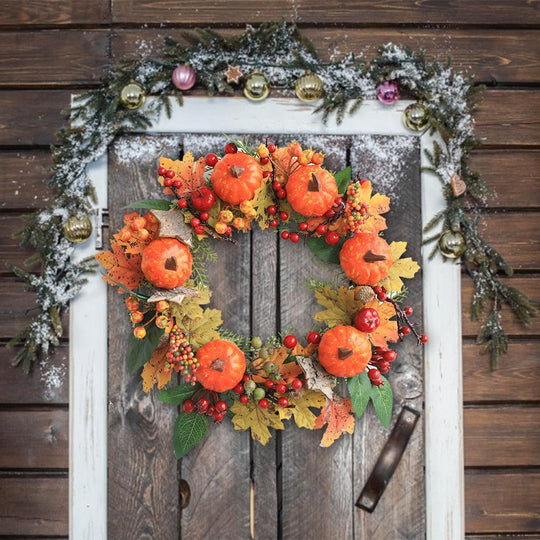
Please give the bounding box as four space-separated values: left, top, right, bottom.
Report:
95 208 109 250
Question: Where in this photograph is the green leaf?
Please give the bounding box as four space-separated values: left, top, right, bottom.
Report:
307 235 343 265
126 323 164 374
124 199 171 210
173 412 208 459
370 376 393 428
158 383 197 405
347 372 372 419
334 166 351 194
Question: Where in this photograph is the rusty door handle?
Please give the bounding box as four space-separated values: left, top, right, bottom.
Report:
356 405 420 513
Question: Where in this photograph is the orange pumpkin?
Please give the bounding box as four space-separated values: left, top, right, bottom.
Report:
318 325 371 377
340 232 393 285
211 153 263 205
286 165 338 217
141 237 192 289
196 339 246 392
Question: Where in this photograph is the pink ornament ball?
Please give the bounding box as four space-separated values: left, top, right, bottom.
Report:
172 65 196 91
376 80 400 105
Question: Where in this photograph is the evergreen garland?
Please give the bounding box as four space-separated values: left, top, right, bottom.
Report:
8 22 535 371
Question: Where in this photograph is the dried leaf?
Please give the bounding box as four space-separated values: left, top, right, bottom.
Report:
158 153 206 197
141 342 172 393
95 243 143 292
147 285 199 305
377 241 420 293
230 399 286 445
314 396 355 447
151 208 193 246
362 299 398 347
297 355 336 399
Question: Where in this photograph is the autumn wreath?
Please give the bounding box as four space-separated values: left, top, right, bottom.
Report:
96 139 425 457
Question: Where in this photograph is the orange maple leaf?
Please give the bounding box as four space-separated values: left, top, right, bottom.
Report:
306 214 348 236
141 342 172 393
95 242 143 292
158 153 206 197
362 299 399 347
270 145 302 185
314 396 355 447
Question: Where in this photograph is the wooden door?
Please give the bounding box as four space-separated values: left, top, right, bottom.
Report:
107 131 424 539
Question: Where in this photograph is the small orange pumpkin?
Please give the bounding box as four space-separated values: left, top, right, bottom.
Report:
286 165 338 217
340 232 393 285
318 325 371 377
141 237 192 289
211 153 263 205
196 339 246 392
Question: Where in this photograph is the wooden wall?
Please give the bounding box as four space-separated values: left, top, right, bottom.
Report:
0 1 538 537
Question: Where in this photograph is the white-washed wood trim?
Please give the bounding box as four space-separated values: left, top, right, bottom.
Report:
70 96 464 539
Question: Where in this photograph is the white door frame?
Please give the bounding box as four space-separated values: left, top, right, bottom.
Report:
70 96 464 539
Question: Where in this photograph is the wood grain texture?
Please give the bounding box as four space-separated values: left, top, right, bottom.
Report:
0 409 68 468
111 28 540 84
179 134 251 540
0 476 68 536
0 345 68 404
462 275 540 337
0 0 110 25
0 31 108 86
467 535 540 540
107 135 180 539
352 135 425 539
0 213 38 270
464 406 540 467
465 472 540 533
463 340 540 403
110 0 540 26
472 150 540 209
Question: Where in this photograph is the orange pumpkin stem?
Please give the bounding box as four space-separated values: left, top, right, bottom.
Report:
363 250 387 262
338 347 353 360
307 173 321 192
230 165 245 178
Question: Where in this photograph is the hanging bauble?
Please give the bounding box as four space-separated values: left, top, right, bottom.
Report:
172 65 196 91
243 72 270 101
403 102 429 131
120 81 146 110
376 80 400 105
295 72 324 102
63 214 93 243
438 230 466 259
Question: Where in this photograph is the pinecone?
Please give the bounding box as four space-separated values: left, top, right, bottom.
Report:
354 286 375 304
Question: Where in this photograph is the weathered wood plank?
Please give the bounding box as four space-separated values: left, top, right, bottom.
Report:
110 0 540 26
0 477 68 536
0 31 108 85
107 135 180 539
0 409 68 468
0 0 109 25
463 340 540 403
467 535 540 540
464 407 540 467
278 135 353 539
480 213 540 270
462 275 540 337
471 150 540 209
465 472 540 533
475 90 540 147
0 214 38 270
351 135 426 539
111 28 540 84
0 150 53 210
180 134 251 540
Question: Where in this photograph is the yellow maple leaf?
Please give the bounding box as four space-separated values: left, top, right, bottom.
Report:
285 389 326 429
230 400 286 445
158 153 206 197
251 179 276 230
377 242 420 293
141 343 172 393
362 299 399 347
176 307 222 348
314 396 355 447
313 285 358 327
169 282 212 322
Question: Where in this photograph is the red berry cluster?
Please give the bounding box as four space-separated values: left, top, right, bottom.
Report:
166 324 199 384
158 166 183 190
235 370 303 409
367 345 398 385
183 394 228 423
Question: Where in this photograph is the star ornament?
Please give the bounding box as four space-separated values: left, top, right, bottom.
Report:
225 64 243 84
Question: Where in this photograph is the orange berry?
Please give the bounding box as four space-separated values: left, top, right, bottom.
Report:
130 311 144 323
311 152 324 165
131 216 146 231
219 210 234 223
125 296 139 311
155 300 169 312
119 228 131 242
215 221 228 234
133 326 146 339
155 315 170 329
138 228 150 240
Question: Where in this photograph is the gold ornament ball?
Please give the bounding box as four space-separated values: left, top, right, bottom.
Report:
120 82 146 110
438 230 466 259
243 72 270 101
403 102 429 131
63 214 93 243
295 73 324 102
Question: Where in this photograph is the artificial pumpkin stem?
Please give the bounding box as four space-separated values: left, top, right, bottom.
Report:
230 165 245 178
